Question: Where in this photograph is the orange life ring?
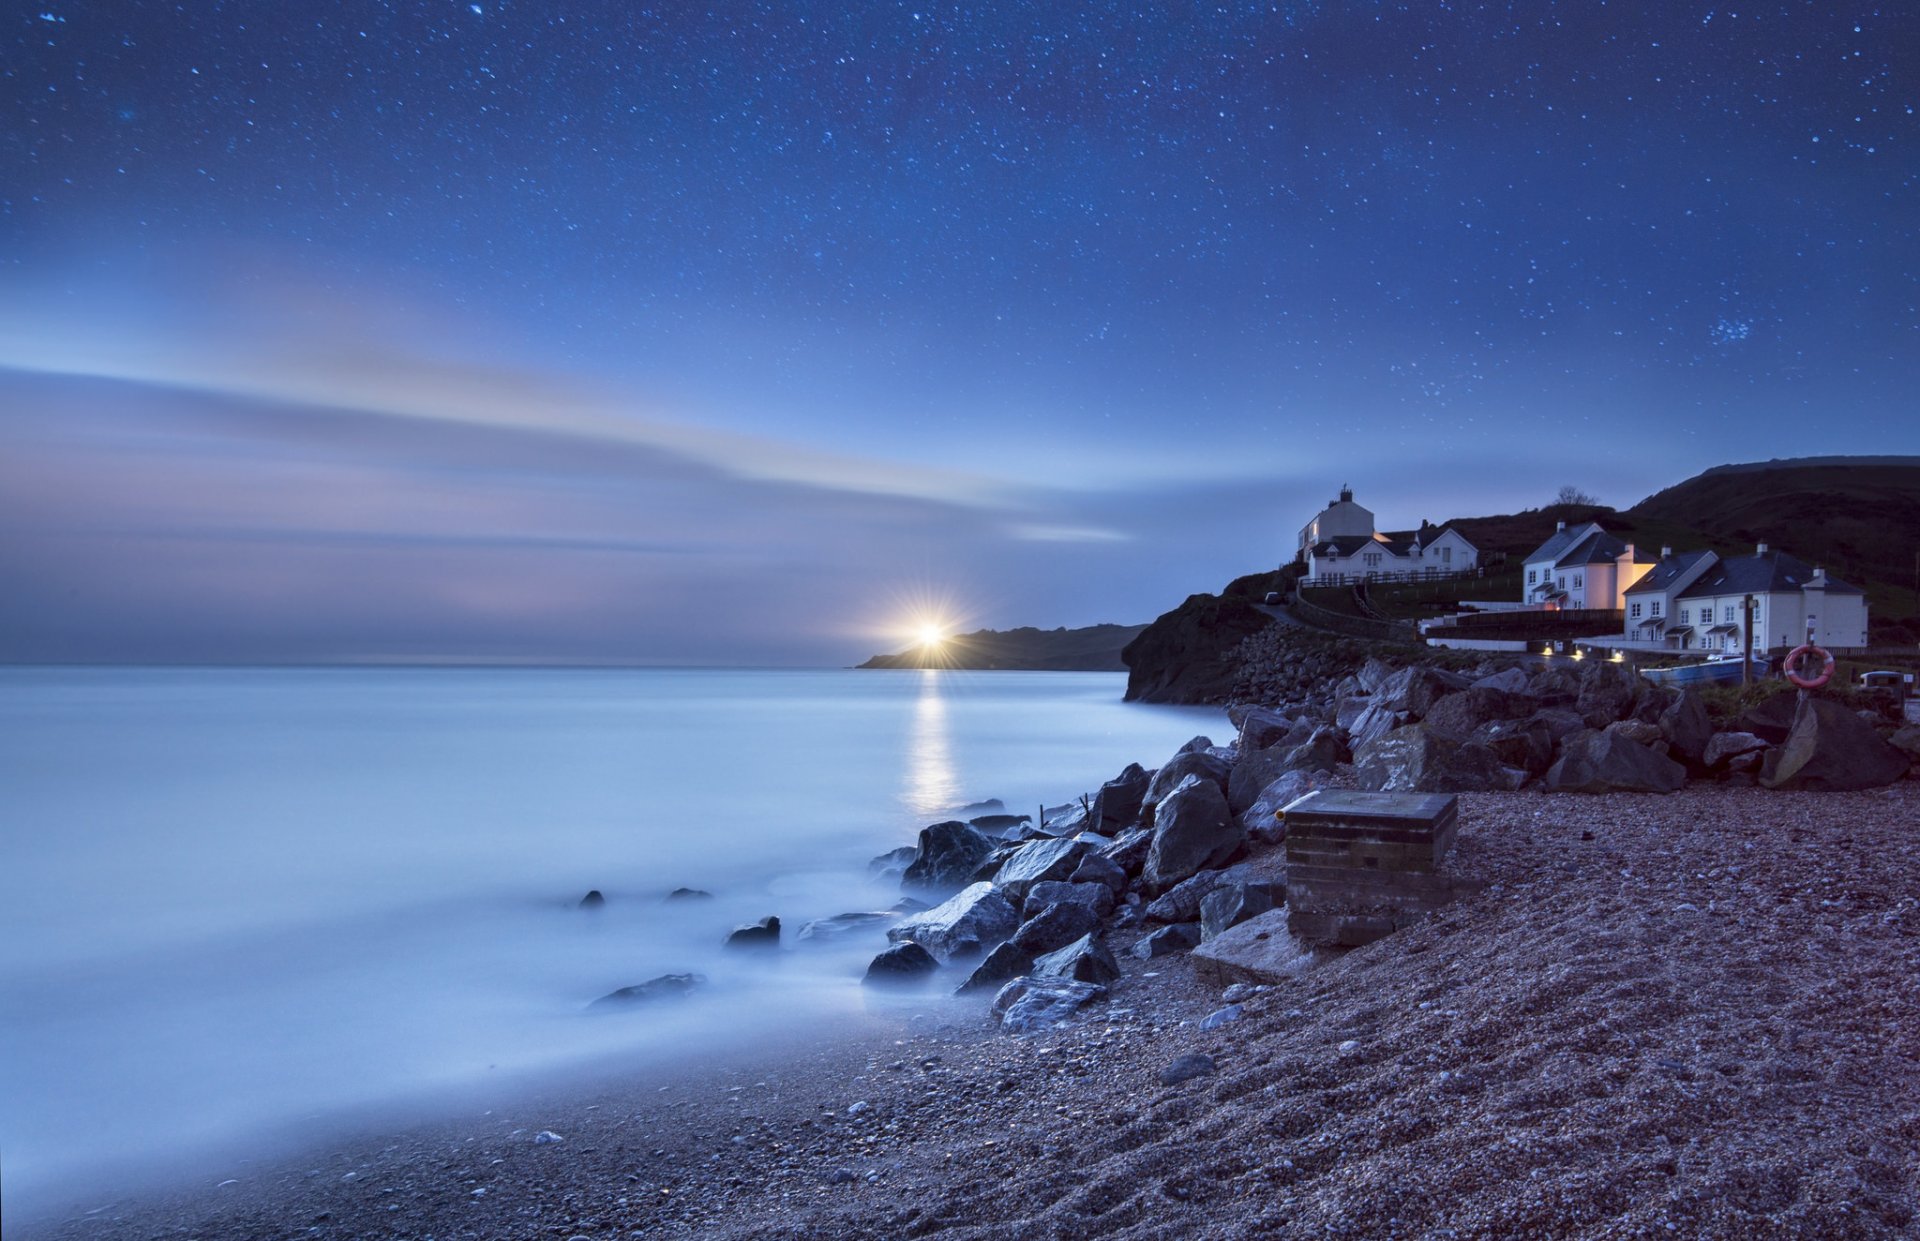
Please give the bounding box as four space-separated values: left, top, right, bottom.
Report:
1783 643 1834 690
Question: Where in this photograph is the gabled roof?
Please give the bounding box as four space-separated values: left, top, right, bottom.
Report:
1625 549 1714 595
1311 535 1379 557
1553 530 1628 568
1522 522 1598 567
1419 524 1478 552
1677 552 1865 599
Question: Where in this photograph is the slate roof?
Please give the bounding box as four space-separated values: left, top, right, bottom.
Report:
1311 535 1382 557
1521 523 1591 567
1624 549 1715 595
1676 552 1865 599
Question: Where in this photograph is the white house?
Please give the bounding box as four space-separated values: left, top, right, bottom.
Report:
1520 520 1657 609
1610 544 1869 654
1299 488 1480 584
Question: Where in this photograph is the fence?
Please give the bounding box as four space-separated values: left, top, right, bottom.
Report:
1289 591 1420 643
1300 566 1491 589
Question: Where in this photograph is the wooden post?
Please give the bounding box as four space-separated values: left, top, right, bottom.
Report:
1742 594 1754 685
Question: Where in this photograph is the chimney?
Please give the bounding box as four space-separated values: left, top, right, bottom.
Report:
1555 520 1565 532
1811 565 1827 583
1624 542 1635 559
1756 542 1769 555
1660 545 1672 558
1339 485 1353 503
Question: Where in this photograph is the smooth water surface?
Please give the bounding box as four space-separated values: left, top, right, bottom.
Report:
0 667 1220 1214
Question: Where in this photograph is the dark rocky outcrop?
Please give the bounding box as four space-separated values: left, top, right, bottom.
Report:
887 883 1019 963
955 942 1034 994
578 890 605 909
995 836 1096 900
861 941 938 985
1010 900 1103 956
1022 879 1115 920
902 821 999 891
666 887 714 901
1199 882 1277 941
1544 730 1687 794
1030 933 1121 985
991 976 1107 1032
1090 763 1153 834
1131 922 1203 958
1353 724 1513 794
1762 697 1911 791
1143 750 1233 807
724 917 781 949
1658 689 1714 767
1122 593 1276 703
590 972 703 1009
1142 775 1244 894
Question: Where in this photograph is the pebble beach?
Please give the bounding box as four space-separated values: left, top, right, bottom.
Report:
22 783 1919 1240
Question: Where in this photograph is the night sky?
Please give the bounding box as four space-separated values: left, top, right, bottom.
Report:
3 3 1916 664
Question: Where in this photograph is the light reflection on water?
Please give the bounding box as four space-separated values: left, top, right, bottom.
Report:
0 666 1221 1217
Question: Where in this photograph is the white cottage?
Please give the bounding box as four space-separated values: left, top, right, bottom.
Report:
1519 520 1656 609
1618 544 1869 654
1297 486 1375 559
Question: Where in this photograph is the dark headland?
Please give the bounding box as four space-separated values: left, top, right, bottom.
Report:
858 623 1148 671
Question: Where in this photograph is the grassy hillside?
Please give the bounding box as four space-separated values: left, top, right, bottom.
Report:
1434 457 1920 638
858 623 1148 671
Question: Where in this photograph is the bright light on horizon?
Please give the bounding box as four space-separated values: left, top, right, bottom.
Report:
917 623 946 648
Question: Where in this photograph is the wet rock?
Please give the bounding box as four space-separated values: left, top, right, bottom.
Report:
724 917 781 949
1142 775 1244 894
666 887 714 901
1736 691 1800 745
1030 933 1121 985
1022 879 1115 920
1470 719 1555 776
1238 770 1314 843
1606 719 1664 746
1659 689 1714 766
796 911 898 943
1097 827 1154 877
1472 666 1531 694
1158 1054 1216 1086
1009 901 1103 955
578 890 606 909
955 942 1034 994
991 976 1107 1033
1144 750 1233 807
1703 731 1770 769
1191 908 1314 985
862 941 938 985
1545 730 1687 794
902 821 999 892
1090 763 1153 834
590 972 704 1009
1354 724 1514 793
1200 1004 1244 1030
968 813 1032 836
1068 852 1129 895
1042 802 1091 835
887 882 1019 963
1177 735 1217 755
1762 696 1911 791
1422 687 1534 741
867 846 918 882
995 836 1096 901
1131 922 1203 958
1236 707 1295 752
1373 665 1469 718
1199 882 1278 941
1144 864 1252 923
969 841 1024 883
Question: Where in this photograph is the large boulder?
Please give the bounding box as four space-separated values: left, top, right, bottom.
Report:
1237 707 1295 752
1068 852 1129 894
1703 731 1770 769
1021 879 1114 920
1347 701 1408 750
1762 697 1911 791
1422 687 1534 740
887 883 1019 963
1469 719 1555 775
994 835 1095 900
901 821 998 891
991 977 1107 1032
724 917 781 949
1891 724 1920 761
1280 725 1349 775
1472 666 1531 694
1030 933 1121 985
590 972 704 1010
1096 827 1154 877
1237 769 1316 843
1225 726 1343 814
1142 775 1245 894
1199 883 1278 941
1010 900 1103 955
1144 749 1233 807
955 942 1033 995
1354 723 1514 793
1658 689 1714 766
1132 923 1203 958
1372 665 1469 719
862 941 938 985
1090 763 1153 834
1544 730 1687 794
1123 594 1275 703
1737 691 1801 745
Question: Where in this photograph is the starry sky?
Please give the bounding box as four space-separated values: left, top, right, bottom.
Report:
3 2 1916 664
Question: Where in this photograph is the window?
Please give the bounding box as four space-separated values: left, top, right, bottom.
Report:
1442 546 1452 564
1573 574 1583 589
1679 608 1689 624
1528 569 1537 585
1651 600 1662 616
1630 602 1642 619
1363 552 1381 568
1724 604 1736 623
1557 575 1566 589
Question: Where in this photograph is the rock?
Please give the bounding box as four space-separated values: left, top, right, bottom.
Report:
1144 750 1233 807
1009 900 1104 955
796 911 898 942
589 972 704 1009
1143 864 1252 923
1123 593 1276 703
1177 735 1216 755
958 798 1007 814
1237 769 1314 843
1658 689 1714 766
1226 745 1293 816
968 813 1032 836
1190 908 1314 985
1736 691 1800 745
970 841 1024 883
902 821 999 892
1097 827 1154 877
1576 684 1635 730
666 887 713 901
724 917 781 949
991 976 1108 1032
1472 666 1531 694
1022 879 1115 920
1890 724 1920 759
1354 723 1514 793
1200 1004 1244 1030
1090 763 1153 834
1279 725 1348 775
578 890 605 909
890 896 930 914
862 941 938 985
1469 719 1555 775
1131 923 1203 958
955 942 1034 994
1703 731 1770 769
887 883 1019 963
1042 802 1091 835
1067 853 1129 895
995 835 1096 900
1762 696 1911 791
1029 933 1121 985
867 846 918 881
1142 775 1245 894
1526 708 1590 742
1544 730 1687 794
1605 718 1664 746
1236 707 1295 752
1422 687 1533 741
1346 701 1408 751
1199 883 1277 941
1334 694 1371 733
1158 1053 1217 1086
1356 658 1395 694
533 1130 565 1144
1373 665 1468 718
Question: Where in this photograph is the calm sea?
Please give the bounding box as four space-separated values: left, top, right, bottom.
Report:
0 667 1220 1215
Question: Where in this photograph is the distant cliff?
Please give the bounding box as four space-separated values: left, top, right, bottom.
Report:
858 624 1148 671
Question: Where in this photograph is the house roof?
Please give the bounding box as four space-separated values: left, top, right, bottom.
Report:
1676 551 1865 599
1419 524 1478 552
1521 523 1594 567
1553 529 1646 569
1625 549 1714 595
1311 535 1379 557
